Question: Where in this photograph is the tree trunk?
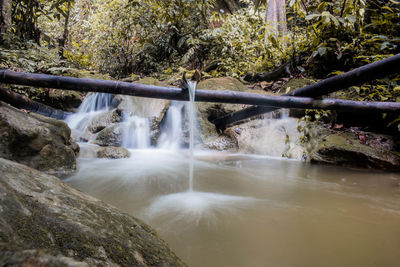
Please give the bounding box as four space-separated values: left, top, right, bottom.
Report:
59 1 72 59
0 87 71 119
0 0 11 34
265 0 287 37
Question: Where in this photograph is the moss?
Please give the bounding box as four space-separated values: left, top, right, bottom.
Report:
197 77 248 92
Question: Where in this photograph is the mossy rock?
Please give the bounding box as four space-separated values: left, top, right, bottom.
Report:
0 158 186 266
197 77 249 92
0 101 78 177
278 78 315 95
307 123 400 170
136 77 161 86
196 77 249 142
47 89 84 112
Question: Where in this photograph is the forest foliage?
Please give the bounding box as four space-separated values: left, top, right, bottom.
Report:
2 0 399 77
0 0 399 129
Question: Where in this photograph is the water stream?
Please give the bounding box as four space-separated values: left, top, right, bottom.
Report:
66 151 400 267
65 92 400 267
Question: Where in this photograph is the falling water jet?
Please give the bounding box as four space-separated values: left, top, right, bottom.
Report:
187 80 196 191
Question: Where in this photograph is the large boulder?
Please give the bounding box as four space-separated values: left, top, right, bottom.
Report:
0 158 186 266
0 102 78 177
307 123 400 170
196 77 250 142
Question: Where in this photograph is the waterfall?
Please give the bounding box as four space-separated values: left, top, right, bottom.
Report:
77 93 113 113
121 115 150 149
65 93 113 139
158 102 185 150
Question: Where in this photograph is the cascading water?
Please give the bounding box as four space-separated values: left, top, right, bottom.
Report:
158 102 185 150
65 93 113 140
121 115 150 149
119 97 151 149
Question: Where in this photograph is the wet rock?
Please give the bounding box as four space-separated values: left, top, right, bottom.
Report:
97 146 131 159
196 77 249 142
307 123 400 170
93 124 123 147
0 158 186 266
88 109 122 134
0 101 78 177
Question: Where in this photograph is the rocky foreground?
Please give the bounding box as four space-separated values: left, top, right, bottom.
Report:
0 157 186 266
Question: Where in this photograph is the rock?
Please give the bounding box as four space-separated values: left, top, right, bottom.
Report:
278 78 315 118
93 124 123 147
196 77 249 142
277 78 315 95
97 146 131 159
227 118 305 159
307 123 400 170
0 250 89 266
47 89 84 112
88 109 122 134
203 134 238 152
0 158 186 266
0 101 78 177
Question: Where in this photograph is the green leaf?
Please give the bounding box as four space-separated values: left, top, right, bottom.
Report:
305 14 320 20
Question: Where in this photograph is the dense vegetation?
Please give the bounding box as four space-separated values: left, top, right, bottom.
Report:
0 0 399 130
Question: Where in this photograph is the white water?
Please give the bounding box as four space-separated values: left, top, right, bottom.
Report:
121 115 150 149
158 102 185 150
188 81 196 191
65 93 113 140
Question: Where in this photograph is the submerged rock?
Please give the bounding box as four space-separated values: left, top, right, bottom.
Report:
97 146 131 159
307 123 400 171
0 101 78 177
0 158 186 266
